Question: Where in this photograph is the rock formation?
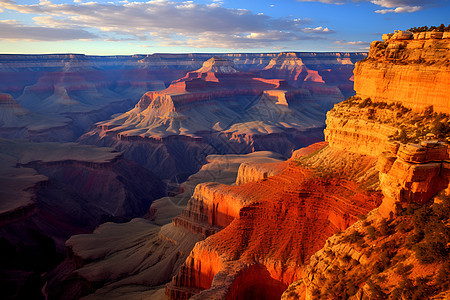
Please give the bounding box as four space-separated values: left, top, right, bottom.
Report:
0 139 164 299
164 31 449 300
354 32 450 113
79 56 333 180
45 151 284 299
4 33 449 300
0 52 365 142
166 143 382 299
377 140 450 217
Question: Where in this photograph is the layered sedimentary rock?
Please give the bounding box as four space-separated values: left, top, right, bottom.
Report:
165 31 450 300
377 140 450 216
0 52 365 141
259 52 358 100
283 199 450 300
354 35 450 113
166 144 382 299
235 161 285 185
324 101 400 157
46 151 284 299
0 139 164 299
279 31 450 300
80 57 332 179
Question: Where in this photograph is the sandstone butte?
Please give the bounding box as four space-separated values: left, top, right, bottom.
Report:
79 55 346 180
165 31 450 299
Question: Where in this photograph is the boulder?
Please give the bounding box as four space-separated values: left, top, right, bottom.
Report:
382 33 393 42
392 30 413 40
426 31 444 39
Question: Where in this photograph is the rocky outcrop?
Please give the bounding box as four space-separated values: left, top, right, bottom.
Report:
377 140 450 217
235 161 285 185
282 189 450 300
354 36 450 113
259 52 360 99
324 107 400 157
46 151 283 300
166 144 382 299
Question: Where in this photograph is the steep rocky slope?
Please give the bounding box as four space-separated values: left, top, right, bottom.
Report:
0 139 164 299
165 31 449 300
282 194 449 300
166 143 382 299
45 151 284 300
279 32 450 300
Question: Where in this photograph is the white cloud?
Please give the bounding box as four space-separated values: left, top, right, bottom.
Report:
375 5 422 13
0 0 320 48
302 26 334 33
0 19 97 41
335 40 370 46
297 0 430 13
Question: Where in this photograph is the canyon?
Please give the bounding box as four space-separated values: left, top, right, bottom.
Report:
1 30 449 300
0 52 364 142
0 138 165 299
164 31 448 299
0 51 366 299
78 54 355 180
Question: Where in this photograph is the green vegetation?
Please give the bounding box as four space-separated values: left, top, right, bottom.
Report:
307 193 449 300
340 96 450 143
399 193 450 264
407 24 450 32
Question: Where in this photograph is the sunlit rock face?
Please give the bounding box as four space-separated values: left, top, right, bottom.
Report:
165 34 450 300
45 151 284 300
354 38 450 113
377 141 450 217
0 51 365 298
79 56 344 180
166 143 382 299
324 103 400 157
259 52 364 99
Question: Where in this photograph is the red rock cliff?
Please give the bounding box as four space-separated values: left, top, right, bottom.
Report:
354 36 450 113
166 143 382 299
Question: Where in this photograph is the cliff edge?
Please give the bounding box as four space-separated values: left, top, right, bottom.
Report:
354 30 450 113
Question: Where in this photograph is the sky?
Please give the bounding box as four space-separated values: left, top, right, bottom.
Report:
0 0 449 55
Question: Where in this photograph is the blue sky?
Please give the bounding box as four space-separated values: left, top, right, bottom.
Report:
0 0 449 55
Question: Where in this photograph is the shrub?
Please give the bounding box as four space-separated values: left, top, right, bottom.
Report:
413 241 448 264
367 226 377 240
379 218 391 236
367 279 386 299
358 98 372 108
395 263 413 276
406 230 424 247
435 262 450 291
345 230 364 243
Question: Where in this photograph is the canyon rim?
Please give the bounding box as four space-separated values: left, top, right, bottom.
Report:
1 1 450 299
